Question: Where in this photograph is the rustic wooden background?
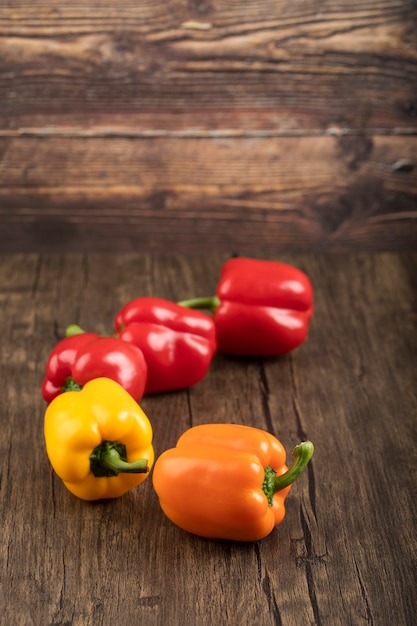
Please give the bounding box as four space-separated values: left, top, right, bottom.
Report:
0 0 416 253
1 3 417 624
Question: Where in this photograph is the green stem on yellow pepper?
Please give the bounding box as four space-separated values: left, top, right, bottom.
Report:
90 441 149 477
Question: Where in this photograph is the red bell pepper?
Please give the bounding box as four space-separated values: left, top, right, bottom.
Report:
180 257 313 357
42 329 148 403
114 297 217 394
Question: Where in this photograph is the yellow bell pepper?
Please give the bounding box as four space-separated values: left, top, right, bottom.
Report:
44 377 154 500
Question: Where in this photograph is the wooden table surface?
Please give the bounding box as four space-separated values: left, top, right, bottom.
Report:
1 252 416 626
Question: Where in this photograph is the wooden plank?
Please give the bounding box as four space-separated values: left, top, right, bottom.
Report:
0 134 416 252
1 0 416 254
0 1 416 131
1 253 416 625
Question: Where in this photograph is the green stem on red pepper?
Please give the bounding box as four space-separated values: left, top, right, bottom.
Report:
62 376 82 392
66 324 86 337
89 441 149 478
262 441 314 505
66 324 117 338
178 296 220 314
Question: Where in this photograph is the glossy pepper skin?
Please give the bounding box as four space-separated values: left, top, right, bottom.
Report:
152 423 314 541
114 297 217 394
180 257 313 357
41 330 148 403
44 377 154 500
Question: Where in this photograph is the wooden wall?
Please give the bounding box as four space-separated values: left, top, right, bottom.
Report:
0 0 416 253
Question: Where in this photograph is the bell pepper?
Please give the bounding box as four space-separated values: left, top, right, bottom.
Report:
152 423 314 541
114 296 217 394
41 328 148 403
179 257 313 357
44 377 154 500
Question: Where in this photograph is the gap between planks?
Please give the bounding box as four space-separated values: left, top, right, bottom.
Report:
1 128 417 139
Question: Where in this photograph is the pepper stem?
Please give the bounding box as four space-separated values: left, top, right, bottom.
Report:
66 324 85 337
89 441 149 478
62 376 82 393
262 441 314 505
66 324 116 338
178 295 220 314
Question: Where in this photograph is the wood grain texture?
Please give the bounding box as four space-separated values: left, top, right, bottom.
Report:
0 134 416 253
1 253 416 625
0 0 416 252
1 0 416 130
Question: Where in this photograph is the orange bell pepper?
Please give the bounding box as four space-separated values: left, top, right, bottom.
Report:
152 423 314 541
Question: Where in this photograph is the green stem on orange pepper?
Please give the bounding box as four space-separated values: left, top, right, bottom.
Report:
262 441 314 505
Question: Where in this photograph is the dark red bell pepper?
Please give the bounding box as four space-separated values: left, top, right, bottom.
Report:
42 329 148 403
180 257 313 357
114 297 217 394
